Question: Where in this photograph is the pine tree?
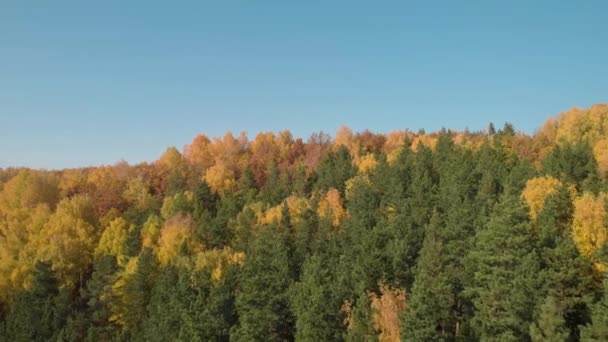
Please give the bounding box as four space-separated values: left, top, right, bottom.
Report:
83 255 118 341
467 195 539 341
290 254 345 341
401 213 453 341
4 261 65 341
120 248 156 338
530 296 569 342
535 186 596 339
345 291 377 342
231 224 294 341
580 281 608 341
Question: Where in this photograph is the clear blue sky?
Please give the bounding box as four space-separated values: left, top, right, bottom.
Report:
1 1 607 169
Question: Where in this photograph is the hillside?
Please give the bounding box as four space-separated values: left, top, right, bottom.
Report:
1 104 608 341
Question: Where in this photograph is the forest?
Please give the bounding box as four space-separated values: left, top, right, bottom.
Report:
2 104 608 341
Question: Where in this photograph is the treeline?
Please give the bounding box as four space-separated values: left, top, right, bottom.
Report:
1 104 608 341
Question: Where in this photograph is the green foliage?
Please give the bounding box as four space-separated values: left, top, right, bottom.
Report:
231 224 294 341
2 113 608 341
467 195 539 341
530 296 569 342
581 281 608 341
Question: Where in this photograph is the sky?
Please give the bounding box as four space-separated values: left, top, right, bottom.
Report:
1 1 607 169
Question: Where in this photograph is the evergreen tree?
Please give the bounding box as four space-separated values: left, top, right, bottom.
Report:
345 291 377 342
543 142 600 192
467 195 539 341
402 213 453 341
535 186 596 339
120 248 156 338
290 254 345 341
530 296 569 342
231 224 294 341
4 261 65 341
580 281 608 341
83 255 118 341
314 145 355 195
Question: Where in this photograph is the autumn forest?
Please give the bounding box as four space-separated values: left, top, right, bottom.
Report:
3 104 608 341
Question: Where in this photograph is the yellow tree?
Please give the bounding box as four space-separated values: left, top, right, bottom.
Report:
34 194 98 287
157 214 197 266
572 192 607 259
204 163 237 195
521 176 563 221
317 188 346 227
123 176 155 210
0 204 51 298
594 137 608 178
0 169 59 216
140 214 162 248
369 283 407 342
95 217 134 264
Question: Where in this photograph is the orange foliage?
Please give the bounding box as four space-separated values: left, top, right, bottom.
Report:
383 131 409 164
184 134 214 172
594 137 608 178
370 283 407 342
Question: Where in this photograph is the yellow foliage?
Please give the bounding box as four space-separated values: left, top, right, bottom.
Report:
370 283 407 342
521 176 562 220
285 195 309 224
259 205 283 225
34 194 98 288
411 134 438 151
383 131 409 164
157 214 196 266
95 217 133 264
357 153 378 173
0 170 59 216
204 163 237 195
594 137 608 178
572 192 607 259
0 204 51 298
140 214 162 248
195 247 245 282
123 177 155 210
317 188 346 227
109 256 139 325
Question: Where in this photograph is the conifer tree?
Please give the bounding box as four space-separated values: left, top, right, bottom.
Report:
467 195 539 341
530 296 569 342
231 224 294 341
401 213 453 341
580 281 608 341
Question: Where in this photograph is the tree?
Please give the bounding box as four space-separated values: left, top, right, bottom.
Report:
530 296 569 342
344 291 377 342
467 195 539 341
3 261 66 341
34 194 98 288
231 224 294 341
521 176 562 221
401 214 453 342
580 281 608 341
290 254 345 341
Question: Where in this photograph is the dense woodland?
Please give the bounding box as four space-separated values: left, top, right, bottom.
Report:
2 104 608 341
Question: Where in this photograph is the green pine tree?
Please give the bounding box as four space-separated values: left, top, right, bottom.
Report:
530 296 569 342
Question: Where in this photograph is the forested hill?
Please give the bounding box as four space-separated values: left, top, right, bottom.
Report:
2 104 608 341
